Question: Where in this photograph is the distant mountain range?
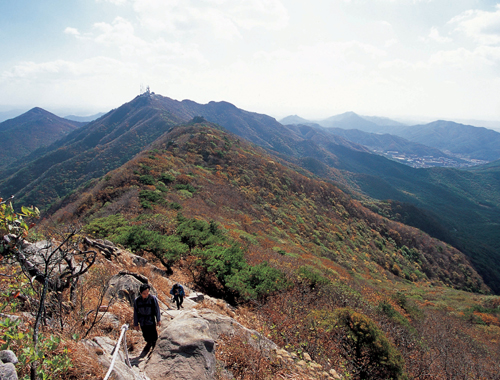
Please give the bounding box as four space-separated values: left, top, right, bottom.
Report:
391 120 500 161
1 94 499 292
64 112 106 123
281 112 500 163
322 127 460 161
0 107 83 169
0 109 27 123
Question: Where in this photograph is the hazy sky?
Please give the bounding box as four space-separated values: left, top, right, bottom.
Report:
1 0 500 121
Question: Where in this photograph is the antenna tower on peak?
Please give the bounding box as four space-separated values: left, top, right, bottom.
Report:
139 84 151 96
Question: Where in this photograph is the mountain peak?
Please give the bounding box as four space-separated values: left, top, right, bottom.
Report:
279 115 311 125
26 107 55 117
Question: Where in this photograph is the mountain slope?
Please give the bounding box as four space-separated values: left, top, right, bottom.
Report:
0 107 83 168
338 154 500 291
0 94 364 209
2 94 499 292
279 115 312 125
50 121 486 294
318 112 383 132
64 112 106 123
42 121 500 379
0 95 187 207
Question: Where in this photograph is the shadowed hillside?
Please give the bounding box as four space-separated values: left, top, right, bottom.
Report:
0 107 83 168
0 94 186 208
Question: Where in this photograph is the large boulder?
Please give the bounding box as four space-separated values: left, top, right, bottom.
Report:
0 363 17 380
0 350 18 380
145 316 215 380
0 350 18 364
144 309 277 380
106 272 156 306
182 309 276 352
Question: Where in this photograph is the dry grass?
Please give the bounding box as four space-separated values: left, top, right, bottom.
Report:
215 333 282 380
65 340 107 380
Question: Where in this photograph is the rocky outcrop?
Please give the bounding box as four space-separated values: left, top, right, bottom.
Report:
105 272 156 306
0 350 18 380
145 315 215 380
144 308 276 380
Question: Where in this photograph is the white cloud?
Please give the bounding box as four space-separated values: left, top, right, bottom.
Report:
449 4 500 45
0 56 142 110
64 27 80 36
380 43 500 73
1 57 131 80
130 0 289 38
66 17 208 65
427 27 452 43
96 0 127 5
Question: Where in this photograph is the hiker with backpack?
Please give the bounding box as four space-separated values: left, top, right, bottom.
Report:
133 283 161 357
170 283 185 310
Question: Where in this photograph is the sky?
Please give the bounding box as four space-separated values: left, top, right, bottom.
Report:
1 0 500 122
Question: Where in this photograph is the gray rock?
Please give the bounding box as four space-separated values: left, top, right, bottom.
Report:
0 363 18 380
145 316 215 380
144 309 277 380
187 293 204 303
183 309 277 353
0 351 18 364
83 338 149 380
131 254 148 267
105 273 156 306
97 313 121 329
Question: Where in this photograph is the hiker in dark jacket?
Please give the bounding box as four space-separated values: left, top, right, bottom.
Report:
170 283 185 310
133 283 161 356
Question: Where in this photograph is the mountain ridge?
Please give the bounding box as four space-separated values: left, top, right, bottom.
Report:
2 93 500 292
50 121 487 294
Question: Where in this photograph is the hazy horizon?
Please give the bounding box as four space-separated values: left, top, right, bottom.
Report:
2 95 500 132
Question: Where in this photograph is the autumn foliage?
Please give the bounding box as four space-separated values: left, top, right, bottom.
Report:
43 121 500 379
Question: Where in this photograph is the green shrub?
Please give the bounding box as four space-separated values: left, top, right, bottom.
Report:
139 174 155 185
159 173 175 184
139 190 164 204
176 216 224 250
84 214 129 238
0 318 72 379
297 265 331 288
175 183 197 193
196 244 288 302
112 225 188 271
169 202 182 210
315 308 408 380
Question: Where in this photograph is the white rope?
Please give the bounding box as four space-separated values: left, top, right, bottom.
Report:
123 325 132 368
104 324 129 380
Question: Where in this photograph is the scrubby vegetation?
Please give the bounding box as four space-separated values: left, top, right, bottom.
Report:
85 213 288 303
2 122 500 379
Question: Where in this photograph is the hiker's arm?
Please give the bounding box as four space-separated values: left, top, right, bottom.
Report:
133 299 139 328
154 296 161 325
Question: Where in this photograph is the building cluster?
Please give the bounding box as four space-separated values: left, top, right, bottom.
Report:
373 150 489 168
